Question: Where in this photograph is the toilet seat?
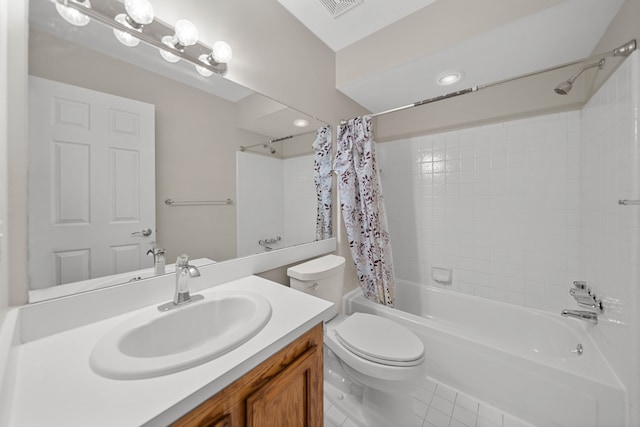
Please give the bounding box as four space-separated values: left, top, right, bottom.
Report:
334 312 424 367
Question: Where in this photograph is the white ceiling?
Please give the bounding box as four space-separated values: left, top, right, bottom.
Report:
277 0 626 113
275 0 438 51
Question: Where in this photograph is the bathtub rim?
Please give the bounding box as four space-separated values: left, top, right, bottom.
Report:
342 280 626 391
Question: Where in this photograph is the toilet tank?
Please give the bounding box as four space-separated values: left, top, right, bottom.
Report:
287 255 346 311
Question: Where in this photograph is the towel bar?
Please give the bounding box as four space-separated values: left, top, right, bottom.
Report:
165 198 233 206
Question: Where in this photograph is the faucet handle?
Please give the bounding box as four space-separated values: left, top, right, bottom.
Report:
176 254 200 277
573 280 587 290
574 294 604 313
570 287 590 297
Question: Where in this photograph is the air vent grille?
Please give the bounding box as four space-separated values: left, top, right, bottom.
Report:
317 0 363 18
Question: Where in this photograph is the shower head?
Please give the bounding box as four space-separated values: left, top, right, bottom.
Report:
554 80 573 95
554 58 605 95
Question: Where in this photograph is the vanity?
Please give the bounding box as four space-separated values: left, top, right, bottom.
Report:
0 272 335 426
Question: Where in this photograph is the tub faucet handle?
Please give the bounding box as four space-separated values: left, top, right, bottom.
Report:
573 281 587 290
570 287 590 297
576 295 604 313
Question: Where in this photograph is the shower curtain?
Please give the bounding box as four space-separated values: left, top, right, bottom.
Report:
313 125 333 240
334 116 395 307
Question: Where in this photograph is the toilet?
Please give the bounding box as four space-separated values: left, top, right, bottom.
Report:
288 255 427 427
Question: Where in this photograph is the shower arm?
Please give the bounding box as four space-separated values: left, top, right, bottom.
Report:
359 39 637 121
564 59 605 85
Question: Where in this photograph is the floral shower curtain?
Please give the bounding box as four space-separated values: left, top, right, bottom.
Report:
334 116 395 307
313 125 332 240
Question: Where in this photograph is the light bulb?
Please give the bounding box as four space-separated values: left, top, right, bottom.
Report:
159 35 180 62
211 41 232 64
113 14 140 47
55 0 91 27
174 19 198 47
294 119 310 128
196 54 214 77
159 19 197 63
124 0 154 26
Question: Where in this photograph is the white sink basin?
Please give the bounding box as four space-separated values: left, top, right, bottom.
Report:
90 290 272 380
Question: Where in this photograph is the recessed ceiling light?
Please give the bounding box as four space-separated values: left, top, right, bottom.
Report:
293 119 310 127
436 70 463 86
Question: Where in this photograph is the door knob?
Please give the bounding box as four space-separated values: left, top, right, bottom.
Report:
131 228 152 237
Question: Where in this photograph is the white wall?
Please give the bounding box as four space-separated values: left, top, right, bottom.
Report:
579 50 640 426
0 0 10 319
378 111 581 313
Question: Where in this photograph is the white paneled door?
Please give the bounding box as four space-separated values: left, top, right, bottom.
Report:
28 76 155 289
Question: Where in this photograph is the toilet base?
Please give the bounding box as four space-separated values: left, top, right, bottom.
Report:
324 340 423 427
324 381 368 427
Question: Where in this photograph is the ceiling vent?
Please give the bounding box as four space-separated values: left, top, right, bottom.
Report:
317 0 363 18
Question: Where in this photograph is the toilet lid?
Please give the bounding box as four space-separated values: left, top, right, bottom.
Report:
334 313 425 367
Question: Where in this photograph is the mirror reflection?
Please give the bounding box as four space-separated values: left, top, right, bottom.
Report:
27 0 329 302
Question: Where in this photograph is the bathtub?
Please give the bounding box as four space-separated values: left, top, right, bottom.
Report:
342 280 627 427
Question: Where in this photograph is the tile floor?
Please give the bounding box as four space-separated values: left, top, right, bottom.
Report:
323 376 536 427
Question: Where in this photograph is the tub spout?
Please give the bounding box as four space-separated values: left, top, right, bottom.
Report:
561 309 598 324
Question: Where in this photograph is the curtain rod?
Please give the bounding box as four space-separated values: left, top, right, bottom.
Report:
239 129 318 151
341 39 636 124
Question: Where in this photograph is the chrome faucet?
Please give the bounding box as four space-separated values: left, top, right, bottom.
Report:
158 254 203 311
561 310 598 324
147 241 166 275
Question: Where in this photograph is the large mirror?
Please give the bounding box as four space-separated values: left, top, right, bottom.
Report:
27 0 330 302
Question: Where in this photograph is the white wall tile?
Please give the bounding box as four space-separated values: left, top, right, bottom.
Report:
379 111 581 312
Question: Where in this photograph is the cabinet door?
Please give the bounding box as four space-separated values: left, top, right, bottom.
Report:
172 399 243 427
245 344 322 427
172 324 323 427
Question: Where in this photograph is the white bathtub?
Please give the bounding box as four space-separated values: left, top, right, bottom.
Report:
342 280 627 427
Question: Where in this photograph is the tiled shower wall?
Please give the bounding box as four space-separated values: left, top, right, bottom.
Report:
378 111 582 314
579 50 639 425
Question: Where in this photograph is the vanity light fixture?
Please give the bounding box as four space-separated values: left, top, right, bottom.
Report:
436 70 463 86
196 41 233 77
56 0 92 27
113 0 154 47
50 0 231 77
159 19 199 63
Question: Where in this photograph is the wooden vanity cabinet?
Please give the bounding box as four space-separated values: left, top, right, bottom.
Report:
172 323 323 427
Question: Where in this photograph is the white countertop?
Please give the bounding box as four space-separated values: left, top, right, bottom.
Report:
5 276 334 426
